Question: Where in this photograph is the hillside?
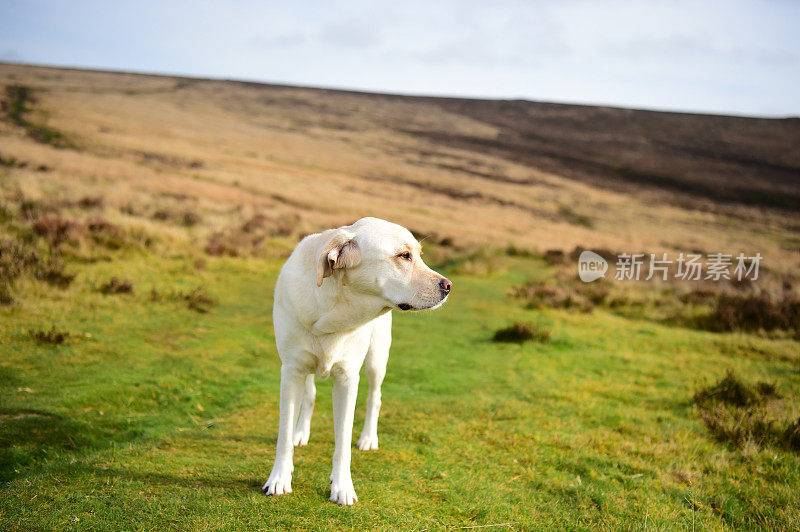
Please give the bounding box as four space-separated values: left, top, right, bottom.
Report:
1 63 799 276
2 63 800 529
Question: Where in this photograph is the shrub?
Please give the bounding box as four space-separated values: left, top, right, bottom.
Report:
28 326 69 344
205 231 240 257
99 277 134 295
32 216 81 247
543 249 566 265
693 370 767 408
492 322 551 343
509 282 597 312
0 239 39 282
181 211 201 226
702 294 799 332
182 287 217 313
150 286 217 313
1 238 41 303
34 257 75 288
694 371 798 453
205 214 297 257
86 217 125 249
76 196 104 209
783 419 800 452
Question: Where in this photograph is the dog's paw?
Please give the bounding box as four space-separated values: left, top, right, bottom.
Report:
357 432 378 451
292 426 310 447
329 476 358 506
262 467 292 496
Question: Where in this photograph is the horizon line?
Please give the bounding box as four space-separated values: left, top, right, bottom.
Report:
2 60 797 121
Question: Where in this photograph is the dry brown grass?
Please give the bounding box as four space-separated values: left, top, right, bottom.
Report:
0 63 798 281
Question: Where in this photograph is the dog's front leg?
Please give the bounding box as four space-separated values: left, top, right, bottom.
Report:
330 368 360 505
263 364 306 496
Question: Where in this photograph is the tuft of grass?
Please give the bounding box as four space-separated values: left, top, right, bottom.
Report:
693 370 771 407
784 419 800 452
492 321 551 343
1 238 42 302
181 211 201 227
98 277 134 295
150 285 217 313
76 196 104 209
86 217 126 250
694 371 798 453
28 326 69 344
34 256 75 288
181 287 217 313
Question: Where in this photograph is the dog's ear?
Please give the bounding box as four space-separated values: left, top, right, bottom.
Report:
316 232 361 287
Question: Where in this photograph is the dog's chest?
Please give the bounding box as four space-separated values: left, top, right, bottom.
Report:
311 326 372 379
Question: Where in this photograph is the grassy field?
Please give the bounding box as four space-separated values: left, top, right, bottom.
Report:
2 251 799 530
1 63 800 530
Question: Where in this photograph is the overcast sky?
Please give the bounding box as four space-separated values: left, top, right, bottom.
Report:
1 0 799 116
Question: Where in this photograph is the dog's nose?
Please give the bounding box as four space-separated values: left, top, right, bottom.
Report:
439 277 452 293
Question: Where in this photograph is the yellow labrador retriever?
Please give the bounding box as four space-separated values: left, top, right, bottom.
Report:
262 217 452 505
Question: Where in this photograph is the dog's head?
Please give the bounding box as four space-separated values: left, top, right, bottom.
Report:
316 217 451 311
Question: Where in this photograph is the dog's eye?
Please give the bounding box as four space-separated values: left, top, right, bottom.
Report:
397 252 412 261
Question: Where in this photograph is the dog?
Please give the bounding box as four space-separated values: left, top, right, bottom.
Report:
262 217 452 505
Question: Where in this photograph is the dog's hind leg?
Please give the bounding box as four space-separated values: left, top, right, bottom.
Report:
358 312 391 451
292 374 315 446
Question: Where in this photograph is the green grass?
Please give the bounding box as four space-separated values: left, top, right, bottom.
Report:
1 253 799 530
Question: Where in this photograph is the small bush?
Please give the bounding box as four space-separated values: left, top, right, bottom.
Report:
32 216 81 247
240 214 294 236
205 232 240 257
509 282 597 312
181 211 201 226
1 239 39 283
543 249 566 265
34 257 75 288
0 284 13 305
702 294 800 333
693 370 766 408
28 326 69 344
1 239 42 302
182 287 217 313
76 196 104 209
694 371 798 453
504 244 534 257
86 217 125 249
0 152 27 168
492 322 551 343
99 277 134 295
783 419 800 452
150 286 217 313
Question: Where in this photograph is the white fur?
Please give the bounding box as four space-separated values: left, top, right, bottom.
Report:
262 217 450 505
